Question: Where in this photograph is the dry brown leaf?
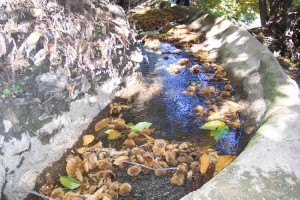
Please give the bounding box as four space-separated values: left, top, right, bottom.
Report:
27 31 41 45
86 141 103 151
123 139 136 148
196 146 211 154
113 156 129 166
143 134 156 143
88 153 98 170
86 186 105 200
75 169 83 182
83 134 95 146
66 156 83 176
95 118 111 132
140 129 154 135
83 156 89 173
199 153 210 174
63 192 81 200
214 155 237 176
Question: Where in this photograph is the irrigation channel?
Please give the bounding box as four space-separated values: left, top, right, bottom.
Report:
27 38 245 200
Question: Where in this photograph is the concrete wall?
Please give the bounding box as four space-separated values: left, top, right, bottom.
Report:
161 4 300 200
0 4 142 200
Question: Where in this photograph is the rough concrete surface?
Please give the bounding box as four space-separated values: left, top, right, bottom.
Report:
161 3 300 200
0 3 142 200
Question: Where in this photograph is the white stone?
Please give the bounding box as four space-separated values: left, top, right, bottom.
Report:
3 119 13 133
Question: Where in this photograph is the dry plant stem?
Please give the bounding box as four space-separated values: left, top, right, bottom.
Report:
24 190 54 200
39 91 60 106
110 159 177 171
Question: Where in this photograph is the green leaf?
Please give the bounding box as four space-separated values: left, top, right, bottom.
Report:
59 176 81 189
131 122 152 132
200 120 225 131
12 85 21 94
1 88 10 99
191 81 201 86
210 126 230 142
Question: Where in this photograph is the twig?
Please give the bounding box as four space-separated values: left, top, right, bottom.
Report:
39 91 60 107
24 190 54 200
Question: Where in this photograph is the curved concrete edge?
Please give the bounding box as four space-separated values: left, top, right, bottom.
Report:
0 72 141 199
160 3 300 199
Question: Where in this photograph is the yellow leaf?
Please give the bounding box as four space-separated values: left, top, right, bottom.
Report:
105 129 121 140
76 147 87 154
200 154 210 174
214 155 237 176
83 134 94 146
95 118 111 132
114 118 126 124
27 31 41 45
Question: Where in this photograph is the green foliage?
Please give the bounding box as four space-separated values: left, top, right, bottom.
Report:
200 120 230 142
59 176 81 189
195 0 259 23
210 125 230 142
1 85 21 99
293 0 300 7
130 122 152 132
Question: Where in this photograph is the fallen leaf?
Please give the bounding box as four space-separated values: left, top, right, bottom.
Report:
59 176 81 189
27 31 41 45
199 153 209 174
76 147 87 154
131 122 152 132
66 156 82 176
83 134 94 146
62 192 81 200
95 118 111 132
75 169 83 182
86 186 105 200
214 155 237 176
200 120 225 131
86 141 103 151
114 118 126 124
113 156 129 166
210 126 230 142
143 134 156 143
105 129 122 140
140 129 154 135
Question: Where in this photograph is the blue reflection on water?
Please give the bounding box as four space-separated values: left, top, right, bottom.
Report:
125 42 243 154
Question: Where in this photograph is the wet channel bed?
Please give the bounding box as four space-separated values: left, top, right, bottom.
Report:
29 41 245 200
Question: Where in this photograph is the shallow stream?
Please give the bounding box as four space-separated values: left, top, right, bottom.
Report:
30 41 245 200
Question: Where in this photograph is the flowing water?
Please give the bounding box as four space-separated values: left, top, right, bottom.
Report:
30 42 245 200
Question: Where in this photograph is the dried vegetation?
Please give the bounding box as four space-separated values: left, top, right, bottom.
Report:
0 0 135 83
38 104 237 200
